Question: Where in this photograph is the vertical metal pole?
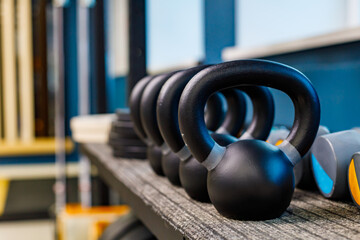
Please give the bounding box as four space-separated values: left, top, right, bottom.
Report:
77 5 90 117
89 0 106 113
53 0 68 213
77 0 95 208
78 155 91 208
127 0 146 100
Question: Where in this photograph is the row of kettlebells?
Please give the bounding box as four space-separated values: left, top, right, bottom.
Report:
129 59 359 220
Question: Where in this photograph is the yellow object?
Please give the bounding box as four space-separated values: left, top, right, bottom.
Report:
0 178 9 215
0 137 74 156
64 204 129 215
348 159 360 205
57 204 130 240
275 139 284 146
90 220 111 240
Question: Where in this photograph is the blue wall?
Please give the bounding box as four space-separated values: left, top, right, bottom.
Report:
106 76 127 112
263 42 360 132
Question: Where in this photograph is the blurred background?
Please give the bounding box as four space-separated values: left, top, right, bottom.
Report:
0 0 359 239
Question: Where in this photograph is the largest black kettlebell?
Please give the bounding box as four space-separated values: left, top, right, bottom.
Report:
178 60 320 220
140 70 227 177
158 66 274 202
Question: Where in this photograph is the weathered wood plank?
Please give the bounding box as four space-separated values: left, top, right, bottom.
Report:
83 143 360 240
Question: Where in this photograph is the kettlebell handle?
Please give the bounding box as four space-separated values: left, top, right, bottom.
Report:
141 72 179 148
158 66 274 161
129 75 154 145
236 86 274 140
204 92 227 132
213 89 246 136
179 59 320 166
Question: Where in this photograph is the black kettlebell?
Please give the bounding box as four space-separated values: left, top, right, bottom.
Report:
130 76 164 170
178 60 320 220
159 67 247 186
160 87 245 186
213 88 247 136
158 66 274 202
204 90 227 132
140 70 227 178
130 75 153 144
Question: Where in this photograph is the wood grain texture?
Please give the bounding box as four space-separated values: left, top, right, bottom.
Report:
84 143 360 240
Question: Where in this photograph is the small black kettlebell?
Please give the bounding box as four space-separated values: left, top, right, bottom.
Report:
130 75 154 143
158 66 275 202
160 86 245 186
129 76 163 169
139 70 227 178
178 60 320 220
140 72 180 176
160 80 247 187
204 90 227 132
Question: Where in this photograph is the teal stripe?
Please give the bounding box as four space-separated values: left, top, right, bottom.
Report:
311 154 333 195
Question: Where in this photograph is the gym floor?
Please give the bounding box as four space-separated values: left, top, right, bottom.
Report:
0 220 54 240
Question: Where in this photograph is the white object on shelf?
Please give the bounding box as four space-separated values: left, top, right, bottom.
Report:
70 114 115 143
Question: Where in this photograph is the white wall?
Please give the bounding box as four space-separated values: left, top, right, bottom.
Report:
146 0 204 71
236 0 360 48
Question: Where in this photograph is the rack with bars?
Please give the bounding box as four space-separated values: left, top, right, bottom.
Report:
0 0 73 156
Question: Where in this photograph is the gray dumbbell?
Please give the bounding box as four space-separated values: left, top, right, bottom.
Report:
267 125 329 188
311 129 360 199
348 152 360 208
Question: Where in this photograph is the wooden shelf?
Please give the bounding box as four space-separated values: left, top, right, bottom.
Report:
81 143 360 240
0 137 74 156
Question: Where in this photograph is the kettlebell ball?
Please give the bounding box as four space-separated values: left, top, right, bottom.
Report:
178 59 320 220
